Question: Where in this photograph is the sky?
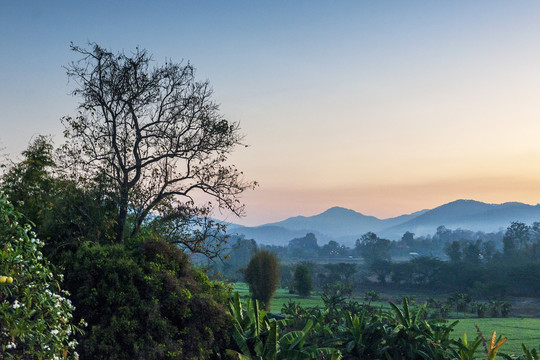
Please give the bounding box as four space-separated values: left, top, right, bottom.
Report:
2 1 540 226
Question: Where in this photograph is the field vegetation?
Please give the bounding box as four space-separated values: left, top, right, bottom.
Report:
234 282 540 356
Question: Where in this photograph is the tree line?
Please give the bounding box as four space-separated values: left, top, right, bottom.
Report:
211 221 540 301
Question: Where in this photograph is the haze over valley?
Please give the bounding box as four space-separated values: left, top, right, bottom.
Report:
229 199 540 245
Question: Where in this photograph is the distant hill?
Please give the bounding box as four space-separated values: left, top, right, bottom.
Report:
227 224 331 246
266 206 429 236
380 200 540 239
228 199 540 246
267 207 384 237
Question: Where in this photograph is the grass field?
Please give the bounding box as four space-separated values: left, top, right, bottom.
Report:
233 283 540 356
233 282 325 312
453 318 540 355
233 282 388 312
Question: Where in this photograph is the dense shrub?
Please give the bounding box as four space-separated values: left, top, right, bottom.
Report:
293 263 313 297
0 193 80 359
1 136 118 265
244 250 280 310
65 238 232 360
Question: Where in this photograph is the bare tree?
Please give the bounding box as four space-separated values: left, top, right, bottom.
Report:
61 43 255 243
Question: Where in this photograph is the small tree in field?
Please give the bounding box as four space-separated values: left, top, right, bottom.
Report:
293 263 312 297
244 250 280 310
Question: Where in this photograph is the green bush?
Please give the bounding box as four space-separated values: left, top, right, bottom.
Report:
293 263 313 297
0 192 81 359
1 136 118 265
65 238 232 360
244 250 280 310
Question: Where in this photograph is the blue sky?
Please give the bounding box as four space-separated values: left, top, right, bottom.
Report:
2 1 540 225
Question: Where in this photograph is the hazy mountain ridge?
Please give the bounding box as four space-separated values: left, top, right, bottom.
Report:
267 206 385 236
380 200 540 239
228 199 540 246
227 224 332 245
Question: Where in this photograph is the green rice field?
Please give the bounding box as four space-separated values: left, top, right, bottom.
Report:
453 318 540 355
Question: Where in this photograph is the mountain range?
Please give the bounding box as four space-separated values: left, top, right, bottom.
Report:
227 199 540 246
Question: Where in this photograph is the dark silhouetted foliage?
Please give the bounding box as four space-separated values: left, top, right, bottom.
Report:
62 43 255 242
293 263 313 297
65 238 232 360
355 232 391 265
244 250 280 310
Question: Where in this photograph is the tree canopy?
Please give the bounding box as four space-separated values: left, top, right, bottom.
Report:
61 43 255 242
355 232 391 265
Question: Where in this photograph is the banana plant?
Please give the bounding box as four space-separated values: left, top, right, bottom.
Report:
426 319 460 346
279 319 341 360
384 298 459 359
456 333 482 360
228 292 273 359
389 297 426 329
487 331 507 360
519 344 539 360
227 292 341 360
339 310 387 359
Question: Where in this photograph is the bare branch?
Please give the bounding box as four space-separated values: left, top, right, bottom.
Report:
61 43 256 244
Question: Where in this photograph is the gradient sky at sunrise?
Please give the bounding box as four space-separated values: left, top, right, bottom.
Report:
2 1 540 226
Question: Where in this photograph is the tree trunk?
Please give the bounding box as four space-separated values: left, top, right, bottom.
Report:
116 189 129 243
131 214 143 239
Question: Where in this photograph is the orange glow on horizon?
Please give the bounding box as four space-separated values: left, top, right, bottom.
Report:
231 175 540 226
